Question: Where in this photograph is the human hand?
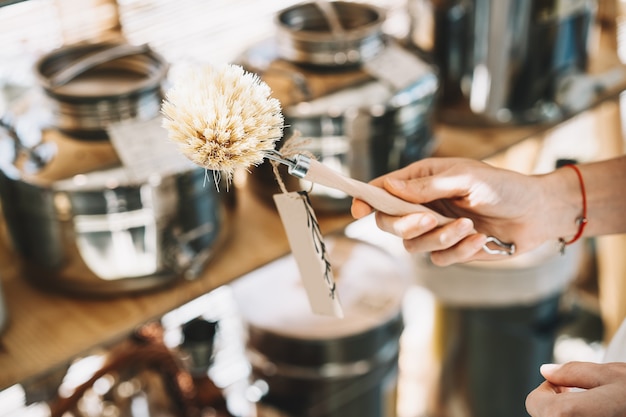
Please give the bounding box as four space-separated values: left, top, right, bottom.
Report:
525 362 626 417
351 157 570 265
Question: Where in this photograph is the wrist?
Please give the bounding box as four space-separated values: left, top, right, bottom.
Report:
540 166 586 242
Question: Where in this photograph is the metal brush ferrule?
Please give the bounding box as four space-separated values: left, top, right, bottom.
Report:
288 154 311 178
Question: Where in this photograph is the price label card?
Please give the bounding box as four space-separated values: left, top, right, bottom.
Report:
362 41 432 92
274 191 344 318
107 117 196 181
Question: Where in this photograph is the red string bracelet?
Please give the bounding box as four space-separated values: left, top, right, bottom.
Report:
559 164 588 254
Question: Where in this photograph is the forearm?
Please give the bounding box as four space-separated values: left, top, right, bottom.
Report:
542 156 626 241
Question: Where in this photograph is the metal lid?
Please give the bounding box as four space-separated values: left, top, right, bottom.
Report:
233 235 408 339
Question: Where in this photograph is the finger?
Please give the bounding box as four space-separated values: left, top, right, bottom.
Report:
525 381 562 417
540 362 626 390
397 217 475 253
374 211 439 240
428 233 488 266
351 198 373 219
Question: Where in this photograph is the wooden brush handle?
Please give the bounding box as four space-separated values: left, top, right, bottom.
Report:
303 159 452 223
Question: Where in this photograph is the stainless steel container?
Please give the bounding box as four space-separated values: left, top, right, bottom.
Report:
231 235 409 417
35 42 168 139
413 242 582 417
408 0 597 125
241 1 439 212
275 1 387 67
0 126 234 296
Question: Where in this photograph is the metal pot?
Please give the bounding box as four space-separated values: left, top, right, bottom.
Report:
231 234 409 417
408 0 597 125
275 1 387 67
35 41 168 139
0 123 234 296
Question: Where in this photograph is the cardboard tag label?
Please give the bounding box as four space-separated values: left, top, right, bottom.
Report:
362 41 432 92
107 117 196 181
273 191 344 318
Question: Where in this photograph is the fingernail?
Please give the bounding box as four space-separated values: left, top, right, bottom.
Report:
540 363 561 374
386 178 406 190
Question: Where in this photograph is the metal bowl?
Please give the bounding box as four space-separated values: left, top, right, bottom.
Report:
275 1 386 67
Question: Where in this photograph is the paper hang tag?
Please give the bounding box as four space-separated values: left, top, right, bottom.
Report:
362 41 432 92
107 117 196 181
273 191 344 318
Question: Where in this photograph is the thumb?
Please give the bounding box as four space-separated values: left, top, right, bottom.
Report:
351 198 373 219
383 175 470 205
540 362 606 390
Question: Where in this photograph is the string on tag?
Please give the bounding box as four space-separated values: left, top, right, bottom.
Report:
269 133 344 317
269 131 316 194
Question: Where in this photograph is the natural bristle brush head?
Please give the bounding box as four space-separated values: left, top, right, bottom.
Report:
161 64 284 180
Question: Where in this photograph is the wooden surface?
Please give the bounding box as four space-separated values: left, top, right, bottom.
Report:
1 45 626 392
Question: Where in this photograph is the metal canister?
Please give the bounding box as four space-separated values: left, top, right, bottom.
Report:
274 1 387 67
413 242 582 417
407 0 597 125
231 235 410 417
